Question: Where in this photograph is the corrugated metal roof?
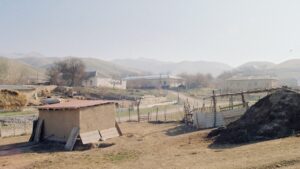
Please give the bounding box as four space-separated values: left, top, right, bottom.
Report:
123 74 182 80
38 100 116 110
227 76 278 81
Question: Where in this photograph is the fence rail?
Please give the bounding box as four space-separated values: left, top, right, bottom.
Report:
116 104 184 123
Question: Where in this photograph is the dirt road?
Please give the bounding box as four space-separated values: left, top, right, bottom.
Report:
1 122 300 169
168 90 203 106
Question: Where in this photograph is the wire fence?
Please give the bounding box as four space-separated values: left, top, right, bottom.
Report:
0 103 185 137
116 104 185 123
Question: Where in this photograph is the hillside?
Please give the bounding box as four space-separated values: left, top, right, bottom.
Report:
237 61 275 71
0 57 44 84
17 57 60 69
269 59 300 79
273 59 300 70
81 58 144 78
10 53 300 84
218 60 300 87
113 58 232 76
17 56 144 78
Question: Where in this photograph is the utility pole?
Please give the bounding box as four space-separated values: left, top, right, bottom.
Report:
177 87 180 104
137 98 141 122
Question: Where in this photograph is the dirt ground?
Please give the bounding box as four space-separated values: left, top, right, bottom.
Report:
1 122 300 169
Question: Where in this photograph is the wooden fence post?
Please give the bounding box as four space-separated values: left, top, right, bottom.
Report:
241 92 246 108
177 87 180 104
128 108 131 121
164 107 166 122
117 108 121 123
212 90 217 127
137 99 141 122
156 107 158 122
229 95 234 109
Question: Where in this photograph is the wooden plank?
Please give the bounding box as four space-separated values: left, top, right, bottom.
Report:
100 127 119 141
115 121 123 136
65 127 79 151
80 130 101 144
212 90 217 127
33 119 43 143
29 119 38 142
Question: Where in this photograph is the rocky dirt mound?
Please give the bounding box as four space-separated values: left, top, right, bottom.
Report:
208 89 300 144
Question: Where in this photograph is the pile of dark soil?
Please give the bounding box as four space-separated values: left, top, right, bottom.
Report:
208 89 300 144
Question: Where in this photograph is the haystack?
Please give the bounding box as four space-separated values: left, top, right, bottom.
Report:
208 89 300 144
0 89 27 111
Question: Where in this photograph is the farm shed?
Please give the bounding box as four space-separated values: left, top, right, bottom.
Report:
38 100 118 142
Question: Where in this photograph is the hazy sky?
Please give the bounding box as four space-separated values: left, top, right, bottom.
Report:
1 0 300 66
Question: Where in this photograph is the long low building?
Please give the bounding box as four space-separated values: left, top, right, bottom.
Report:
223 76 279 92
124 74 184 89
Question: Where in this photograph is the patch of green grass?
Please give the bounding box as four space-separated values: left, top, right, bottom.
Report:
104 151 139 163
0 111 36 117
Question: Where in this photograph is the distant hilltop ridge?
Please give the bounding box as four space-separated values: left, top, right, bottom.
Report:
1 52 300 83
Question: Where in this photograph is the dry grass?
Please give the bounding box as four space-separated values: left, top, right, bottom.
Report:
0 90 27 111
1 122 300 169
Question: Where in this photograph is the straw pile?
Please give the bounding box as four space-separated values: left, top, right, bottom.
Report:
0 89 27 111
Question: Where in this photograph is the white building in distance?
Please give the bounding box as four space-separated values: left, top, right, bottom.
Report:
82 71 126 89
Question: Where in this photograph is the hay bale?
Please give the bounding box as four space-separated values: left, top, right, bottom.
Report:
40 89 51 97
208 89 300 144
0 89 27 111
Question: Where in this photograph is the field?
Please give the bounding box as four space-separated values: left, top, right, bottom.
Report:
1 122 300 169
0 110 37 117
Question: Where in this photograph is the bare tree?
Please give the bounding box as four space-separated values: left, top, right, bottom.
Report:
47 63 62 85
47 58 86 86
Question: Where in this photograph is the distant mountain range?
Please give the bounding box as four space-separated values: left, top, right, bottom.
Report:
223 60 300 86
0 53 145 84
1 52 300 85
113 58 232 76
